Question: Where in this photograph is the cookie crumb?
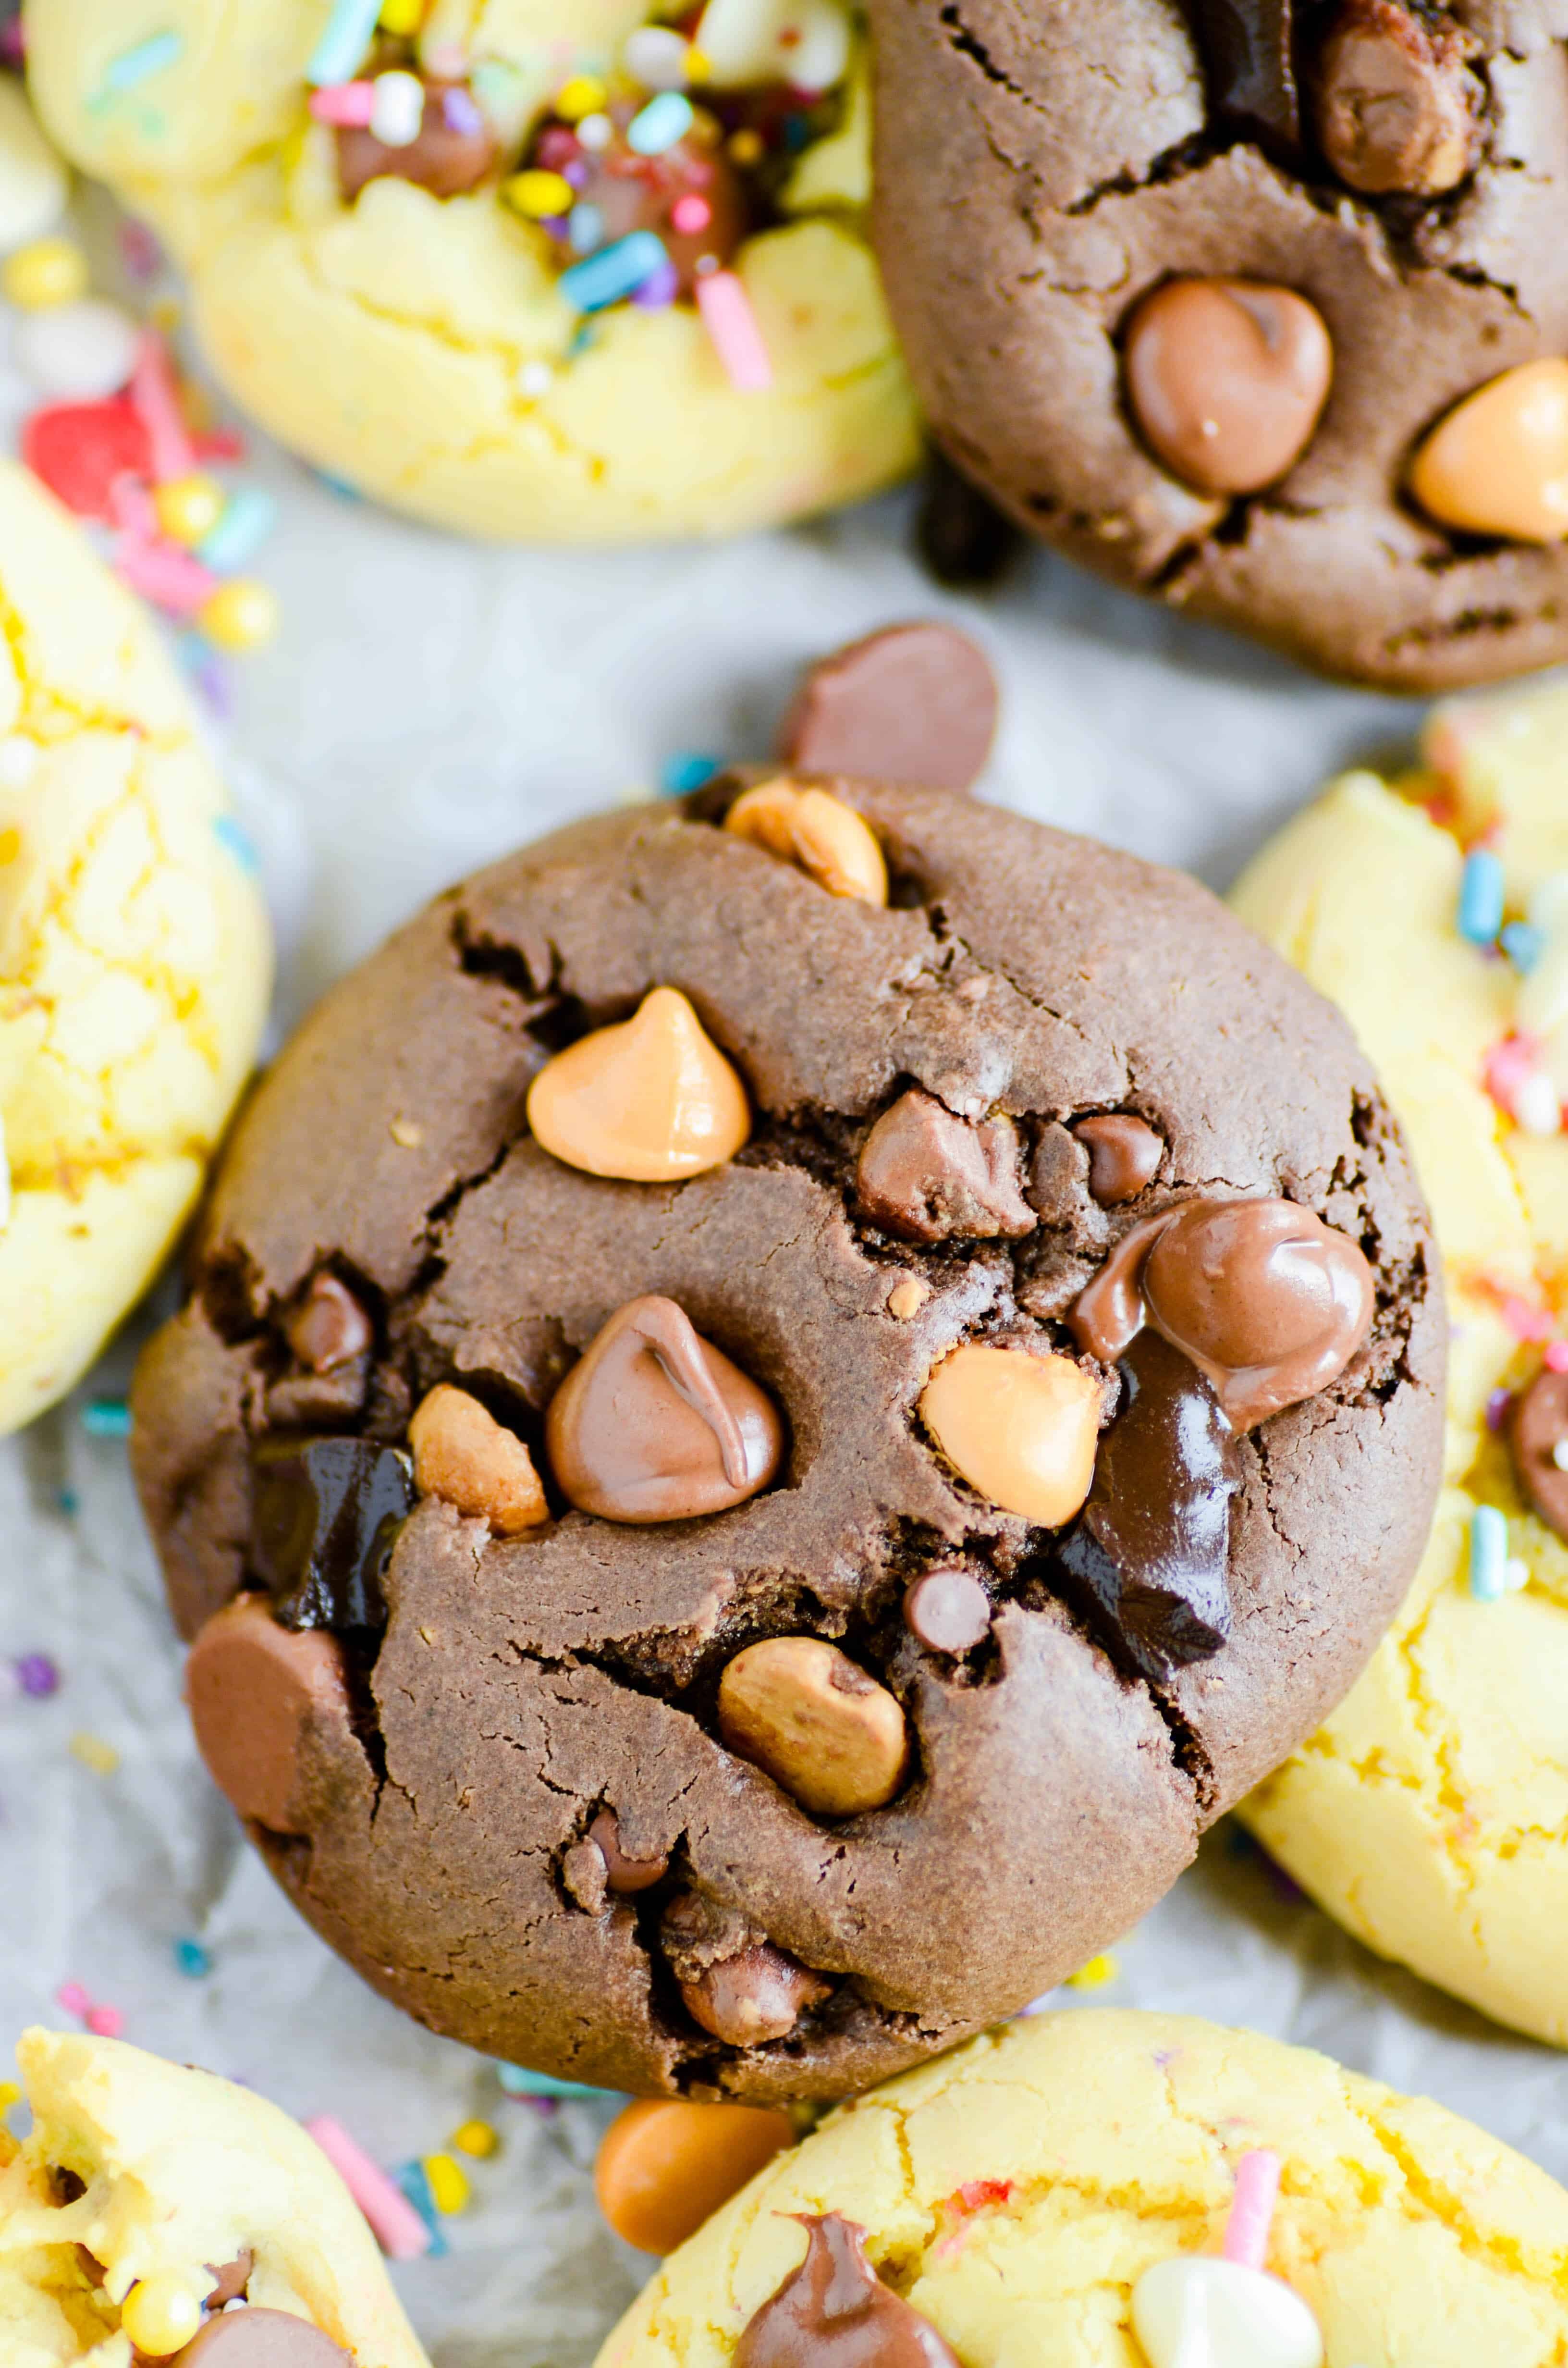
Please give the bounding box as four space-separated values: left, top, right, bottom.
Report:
887 1276 928 1320
389 1117 424 1147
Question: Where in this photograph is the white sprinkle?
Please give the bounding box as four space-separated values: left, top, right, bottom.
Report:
516 359 554 398
370 70 426 148
624 27 691 88
1552 1438 1568 1471
576 111 613 151
12 298 138 401
1513 1068 1563 1136
0 736 37 789
1503 1556 1531 1592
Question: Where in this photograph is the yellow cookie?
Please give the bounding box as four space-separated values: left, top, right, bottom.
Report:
0 462 270 1433
25 3 920 543
0 2026 429 2365
598 2008 1568 2368
1232 683 1568 2046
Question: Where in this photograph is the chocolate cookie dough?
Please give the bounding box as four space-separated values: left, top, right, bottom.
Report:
132 778 1442 2100
871 0 1568 688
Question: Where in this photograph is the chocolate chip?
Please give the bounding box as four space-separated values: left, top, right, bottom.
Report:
545 1296 784 1524
285 1274 373 1374
903 1566 992 1653
1073 1113 1164 1204
185 1597 353 1833
588 1807 671 1894
337 79 498 203
776 624 999 794
1183 0 1302 158
264 1366 369 1428
171 2306 352 2364
1509 1368 1568 1543
855 1090 1035 1242
1047 1331 1239 1680
679 1945 832 2047
1313 0 1479 194
204 2253 254 2309
735 2214 960 2368
251 1438 415 1632
1122 278 1334 497
915 445 1024 586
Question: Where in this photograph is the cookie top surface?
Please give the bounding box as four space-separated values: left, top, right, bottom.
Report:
0 2028 429 2366
869 0 1568 689
0 462 270 1435
1236 684 1568 2046
131 779 1442 2099
25 2 919 543
598 2009 1568 2368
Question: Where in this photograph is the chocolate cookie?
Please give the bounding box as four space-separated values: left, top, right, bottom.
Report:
871 0 1568 688
132 779 1442 2100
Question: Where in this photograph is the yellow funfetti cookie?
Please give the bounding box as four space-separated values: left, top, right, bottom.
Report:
26 3 920 543
0 2027 429 2365
599 2009 1568 2368
1231 683 1568 2046
0 461 270 1431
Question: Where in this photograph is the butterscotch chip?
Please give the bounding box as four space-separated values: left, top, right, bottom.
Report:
526 987 750 1181
594 2098 795 2254
1408 360 1568 543
920 1343 1101 1526
725 782 888 905
409 1385 548 1536
718 1637 909 1816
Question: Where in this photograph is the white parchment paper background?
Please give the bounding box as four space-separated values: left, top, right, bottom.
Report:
4 330 1568 2367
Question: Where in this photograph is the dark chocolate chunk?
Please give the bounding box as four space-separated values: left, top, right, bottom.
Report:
1047 1330 1239 1680
777 624 999 794
1073 1113 1164 1204
1509 1367 1568 1543
337 79 499 203
735 2215 961 2368
915 446 1025 586
904 1566 992 1653
1183 0 1302 157
251 1437 415 1633
855 1090 1034 1241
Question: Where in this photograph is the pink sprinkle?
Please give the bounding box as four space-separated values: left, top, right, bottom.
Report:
128 331 198 482
55 1981 90 2018
1500 1295 1555 1344
115 537 218 617
695 270 772 392
1546 1342 1568 1373
671 193 711 234
308 80 376 127
107 471 158 541
303 2116 432 2260
1483 1031 1543 1111
1222 2148 1281 2271
85 2005 122 2038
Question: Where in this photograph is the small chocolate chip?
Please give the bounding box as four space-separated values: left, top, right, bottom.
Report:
734 2215 961 2368
679 1945 832 2047
776 624 999 794
285 1274 373 1374
855 1090 1035 1242
1509 1368 1568 1544
588 1808 671 1894
903 1566 992 1653
251 1436 415 1633
1122 278 1333 497
173 2306 352 2364
1073 1113 1164 1204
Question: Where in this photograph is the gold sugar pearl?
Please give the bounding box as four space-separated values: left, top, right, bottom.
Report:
120 2273 205 2357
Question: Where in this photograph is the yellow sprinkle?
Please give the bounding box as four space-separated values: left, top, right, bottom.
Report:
70 1733 120 1776
389 1117 424 1148
728 127 764 168
198 580 279 653
423 2151 470 2213
121 2274 205 2356
154 474 225 547
554 74 607 122
2 236 88 311
504 168 575 220
379 0 425 31
685 45 710 80
0 828 21 866
1066 1952 1119 1990
450 2118 499 2159
0 2083 20 2112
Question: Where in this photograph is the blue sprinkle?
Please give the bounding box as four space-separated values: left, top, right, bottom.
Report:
1501 920 1544 974
212 814 261 876
173 1937 210 1978
660 752 723 796
314 469 365 503
306 0 383 87
627 91 694 156
568 201 605 256
495 2061 606 2098
1458 848 1506 946
559 231 668 313
82 1399 132 1440
1469 1503 1508 1602
91 30 183 107
197 487 278 574
56 1488 80 1518
392 2159 449 2256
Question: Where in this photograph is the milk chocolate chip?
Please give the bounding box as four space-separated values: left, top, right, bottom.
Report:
204 2255 253 2309
170 2308 352 2364
903 1566 992 1653
185 1597 351 1833
856 1090 1034 1241
1510 1367 1568 1543
337 80 499 202
1185 0 1301 156
735 2215 961 2368
777 624 1000 794
663 1894 833 2046
1314 0 1479 194
545 1295 784 1523
588 1807 671 1893
1123 279 1333 496
251 1437 414 1632
1048 1331 1239 1679
1070 1196 1375 1430
285 1275 372 1373
1073 1113 1164 1205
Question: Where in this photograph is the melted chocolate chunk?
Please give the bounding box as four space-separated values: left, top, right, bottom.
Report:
1183 0 1304 158
1073 1113 1164 1205
1047 1331 1239 1680
251 1437 415 1633
1509 1367 1568 1544
735 2215 961 2368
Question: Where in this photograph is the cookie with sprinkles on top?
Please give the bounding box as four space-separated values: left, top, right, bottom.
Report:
26 2 920 543
128 646 1443 2100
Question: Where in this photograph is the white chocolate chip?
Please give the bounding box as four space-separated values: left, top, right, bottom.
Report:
1130 2257 1323 2368
370 69 426 147
1513 1068 1562 1136
0 735 38 789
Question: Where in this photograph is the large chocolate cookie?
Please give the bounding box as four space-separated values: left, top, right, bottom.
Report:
132 780 1443 2099
870 0 1568 689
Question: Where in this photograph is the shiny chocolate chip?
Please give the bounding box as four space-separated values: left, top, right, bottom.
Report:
735 2214 961 2368
1510 1368 1568 1544
777 624 999 795
903 1566 992 1654
251 1437 415 1632
1073 1113 1164 1205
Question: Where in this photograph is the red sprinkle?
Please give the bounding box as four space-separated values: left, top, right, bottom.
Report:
947 2178 1015 2218
23 398 153 519
1483 1031 1544 1118
1546 1342 1568 1374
